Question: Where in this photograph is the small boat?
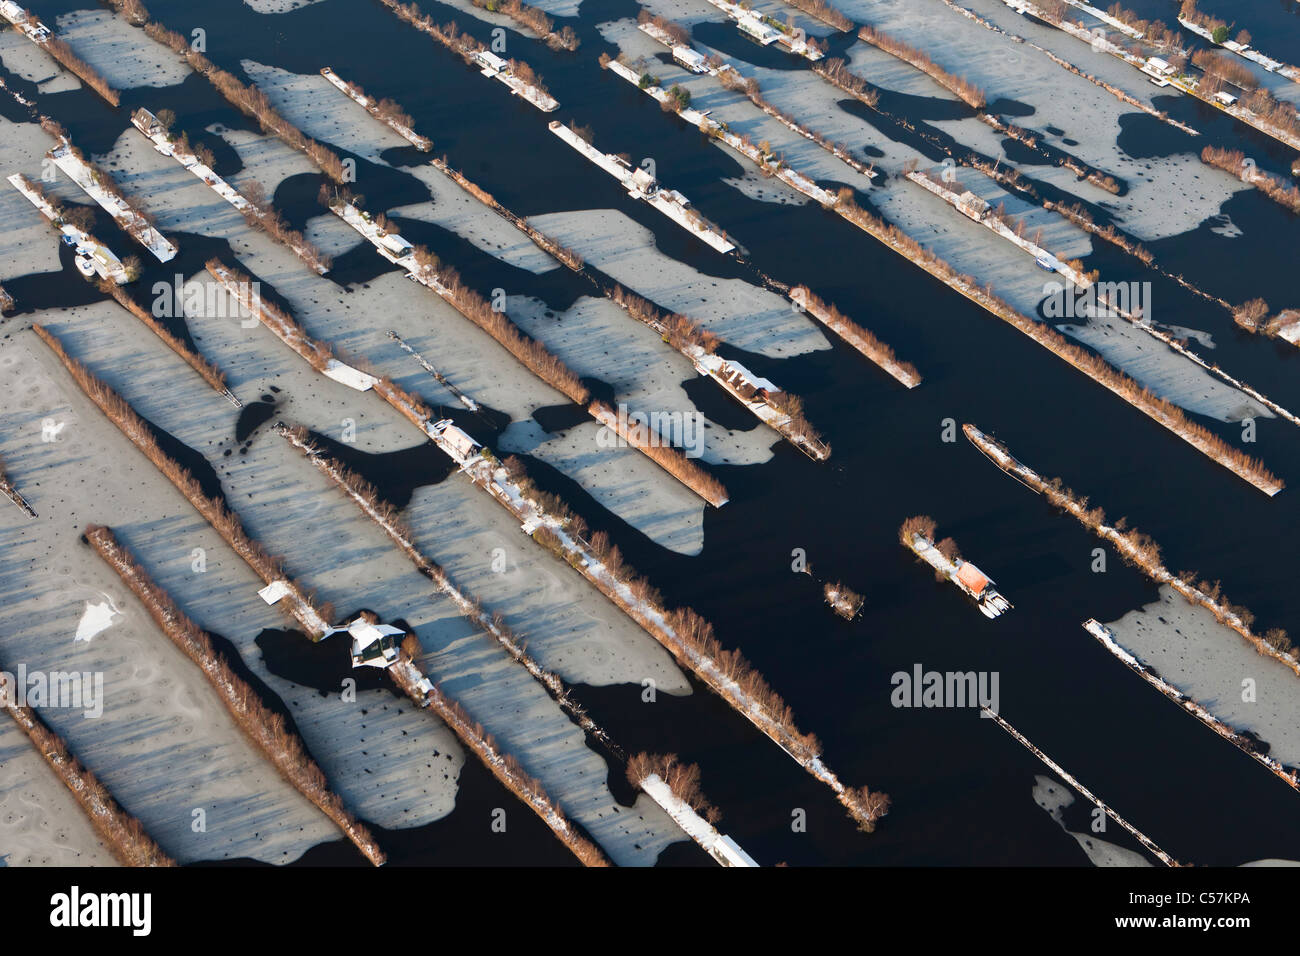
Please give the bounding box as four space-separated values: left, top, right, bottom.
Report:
1035 251 1057 271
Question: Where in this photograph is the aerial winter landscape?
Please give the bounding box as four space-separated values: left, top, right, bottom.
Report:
0 0 1298 925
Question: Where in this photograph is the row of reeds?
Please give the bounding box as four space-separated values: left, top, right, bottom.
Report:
856 23 985 109
1201 146 1300 215
22 13 121 105
500 455 891 832
99 280 240 405
380 0 552 97
85 524 386 865
828 190 1282 493
129 7 351 182
404 249 590 404
626 752 721 823
276 423 619 752
33 319 608 865
472 0 578 51
791 284 921 386
390 643 610 865
32 322 335 634
587 400 729 506
968 427 1299 671
1 669 174 865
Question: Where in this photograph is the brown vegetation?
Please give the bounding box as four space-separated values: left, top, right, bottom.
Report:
792 285 920 385
1233 297 1270 333
390 647 610 866
85 525 386 866
627 752 721 823
857 24 985 109
474 0 578 51
32 322 333 634
131 12 350 183
830 190 1281 492
900 514 936 544
501 455 891 829
1201 146 1300 214
974 429 1297 673
277 424 617 751
403 245 589 403
39 30 120 106
1192 49 1257 91
823 580 864 620
813 58 880 107
0 670 174 866
588 400 729 506
99 281 237 403
779 0 854 32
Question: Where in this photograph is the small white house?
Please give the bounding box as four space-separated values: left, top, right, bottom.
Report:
475 51 508 74
1213 90 1238 106
1146 57 1175 76
673 47 710 74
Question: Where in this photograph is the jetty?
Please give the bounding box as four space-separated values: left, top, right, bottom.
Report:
386 330 480 412
320 67 433 150
47 142 178 263
982 706 1180 866
639 773 758 866
470 50 559 112
705 0 824 61
606 57 838 207
8 173 130 284
901 523 1012 618
130 108 329 275
1083 619 1300 794
549 121 736 254
964 422 1298 673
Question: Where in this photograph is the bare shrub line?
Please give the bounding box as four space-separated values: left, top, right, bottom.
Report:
84 525 386 865
0 671 174 866
31 322 334 635
968 426 1299 672
627 752 722 823
501 456 890 832
99 281 240 405
275 423 620 753
471 0 578 51
828 190 1282 493
391 646 610 866
1201 146 1300 215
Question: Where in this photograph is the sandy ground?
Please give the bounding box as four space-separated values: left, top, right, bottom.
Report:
54 9 190 90
0 718 118 866
0 27 81 95
1102 585 1300 769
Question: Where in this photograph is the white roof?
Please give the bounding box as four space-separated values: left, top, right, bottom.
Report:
477 51 507 71
323 359 379 391
674 48 708 66
258 580 293 605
